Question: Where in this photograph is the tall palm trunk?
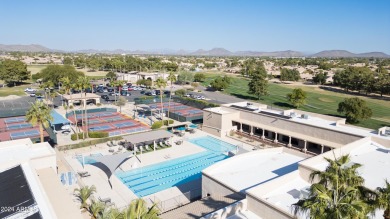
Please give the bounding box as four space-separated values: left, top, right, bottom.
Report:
70 93 79 140
167 81 173 125
84 92 89 138
80 92 85 139
39 122 44 143
160 90 164 122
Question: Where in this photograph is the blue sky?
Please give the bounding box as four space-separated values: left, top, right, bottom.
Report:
1 0 389 53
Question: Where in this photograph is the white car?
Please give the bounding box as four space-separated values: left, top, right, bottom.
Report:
24 88 36 92
200 96 206 100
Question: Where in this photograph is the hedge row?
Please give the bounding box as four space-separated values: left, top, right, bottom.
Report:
151 119 174 129
58 135 123 151
70 131 109 141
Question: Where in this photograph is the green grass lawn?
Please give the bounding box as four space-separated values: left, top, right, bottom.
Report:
204 74 390 130
0 84 30 97
27 65 109 77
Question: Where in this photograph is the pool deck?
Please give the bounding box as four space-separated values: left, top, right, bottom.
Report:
63 129 254 209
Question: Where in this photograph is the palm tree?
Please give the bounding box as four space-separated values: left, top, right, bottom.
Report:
100 207 122 219
122 199 160 219
76 76 91 139
61 76 79 140
40 81 54 107
26 100 53 143
166 72 176 123
155 78 167 123
74 185 96 210
376 180 390 219
293 155 372 219
88 200 106 219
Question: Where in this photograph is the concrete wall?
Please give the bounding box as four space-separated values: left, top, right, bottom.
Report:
247 195 293 219
202 174 238 198
235 110 362 145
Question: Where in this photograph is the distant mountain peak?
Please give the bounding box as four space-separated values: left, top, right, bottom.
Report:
0 44 388 58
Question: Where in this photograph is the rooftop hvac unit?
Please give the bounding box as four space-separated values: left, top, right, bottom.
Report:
290 112 297 118
301 114 309 119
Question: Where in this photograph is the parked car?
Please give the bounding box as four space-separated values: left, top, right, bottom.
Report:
155 90 161 95
120 90 130 96
109 92 120 96
140 90 146 94
127 87 134 91
97 89 104 93
107 88 114 92
122 86 128 91
24 88 36 92
101 95 110 101
29 93 36 97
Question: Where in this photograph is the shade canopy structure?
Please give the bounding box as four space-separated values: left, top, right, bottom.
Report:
50 110 70 125
122 130 173 145
88 152 133 180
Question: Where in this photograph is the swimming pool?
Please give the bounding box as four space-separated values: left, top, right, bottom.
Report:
76 153 102 165
116 151 229 197
189 136 237 153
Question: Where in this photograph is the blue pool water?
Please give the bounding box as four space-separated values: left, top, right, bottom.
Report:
189 136 237 153
116 151 228 197
76 153 102 165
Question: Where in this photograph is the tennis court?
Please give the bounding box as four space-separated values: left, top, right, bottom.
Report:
4 117 26 124
87 116 126 125
112 121 137 128
0 116 49 141
74 111 117 120
6 123 33 130
10 130 40 140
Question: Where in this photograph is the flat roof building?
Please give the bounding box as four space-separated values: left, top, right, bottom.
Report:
0 139 83 219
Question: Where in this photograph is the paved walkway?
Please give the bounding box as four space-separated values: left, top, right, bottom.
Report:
159 196 241 219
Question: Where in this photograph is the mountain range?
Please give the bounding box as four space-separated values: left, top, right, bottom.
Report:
0 44 389 58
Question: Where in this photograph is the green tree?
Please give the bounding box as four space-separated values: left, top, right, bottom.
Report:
293 155 373 219
63 57 73 65
38 65 84 86
248 65 269 99
280 68 300 82
194 73 206 82
313 72 328 85
60 76 78 140
337 97 373 123
177 71 194 84
167 72 177 121
287 88 307 108
376 180 390 219
25 100 53 143
210 76 231 91
174 89 186 97
122 199 159 219
376 69 390 97
155 78 167 122
116 96 127 113
76 76 91 139
0 59 30 86
106 71 117 80
89 200 106 219
100 207 122 219
74 185 96 210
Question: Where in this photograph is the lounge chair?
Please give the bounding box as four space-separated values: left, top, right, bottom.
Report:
78 171 91 177
159 142 165 148
99 197 111 204
165 141 172 147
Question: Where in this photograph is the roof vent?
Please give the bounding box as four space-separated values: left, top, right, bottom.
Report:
301 114 309 119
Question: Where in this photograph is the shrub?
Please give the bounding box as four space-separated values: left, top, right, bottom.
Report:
187 88 194 91
163 119 174 125
151 121 163 129
70 131 108 140
96 103 102 107
59 136 123 150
